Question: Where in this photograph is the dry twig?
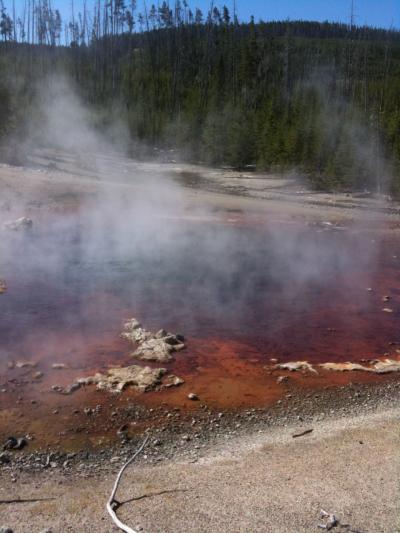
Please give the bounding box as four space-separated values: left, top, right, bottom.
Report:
292 428 313 438
106 435 149 533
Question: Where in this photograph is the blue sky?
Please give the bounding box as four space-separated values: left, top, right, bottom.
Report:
12 0 400 29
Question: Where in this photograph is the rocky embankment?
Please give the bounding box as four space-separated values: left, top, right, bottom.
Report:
1 377 400 472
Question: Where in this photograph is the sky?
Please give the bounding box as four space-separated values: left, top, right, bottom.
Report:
11 0 400 30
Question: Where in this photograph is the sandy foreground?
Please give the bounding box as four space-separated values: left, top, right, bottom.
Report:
1 150 400 532
0 406 399 532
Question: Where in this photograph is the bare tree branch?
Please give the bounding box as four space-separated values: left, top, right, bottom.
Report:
106 434 149 533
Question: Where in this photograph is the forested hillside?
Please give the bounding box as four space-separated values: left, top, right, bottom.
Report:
0 0 400 193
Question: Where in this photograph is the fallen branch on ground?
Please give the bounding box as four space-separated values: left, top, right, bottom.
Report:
292 428 313 438
106 435 149 533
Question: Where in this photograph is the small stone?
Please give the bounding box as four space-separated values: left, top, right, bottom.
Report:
64 382 81 394
3 436 27 451
0 453 10 464
163 374 185 388
188 393 199 401
15 361 37 368
277 376 289 384
117 424 129 438
0 527 14 533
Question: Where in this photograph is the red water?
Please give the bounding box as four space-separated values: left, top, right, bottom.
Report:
1 206 399 448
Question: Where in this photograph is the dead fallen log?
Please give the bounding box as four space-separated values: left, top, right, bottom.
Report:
106 435 149 533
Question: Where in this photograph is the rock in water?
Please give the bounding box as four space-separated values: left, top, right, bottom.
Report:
72 365 183 394
73 365 183 393
319 358 400 374
188 393 199 401
319 362 372 372
163 374 185 387
58 319 187 395
132 338 175 362
121 319 154 343
3 217 33 231
275 361 317 373
97 365 166 392
373 358 400 373
121 318 186 362
0 280 6 294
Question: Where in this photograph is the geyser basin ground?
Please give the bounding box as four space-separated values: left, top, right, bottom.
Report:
1 151 400 451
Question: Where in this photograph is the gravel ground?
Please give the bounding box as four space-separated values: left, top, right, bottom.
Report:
1 380 400 532
1 398 399 532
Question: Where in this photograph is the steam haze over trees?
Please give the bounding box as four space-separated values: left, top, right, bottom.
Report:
0 0 400 193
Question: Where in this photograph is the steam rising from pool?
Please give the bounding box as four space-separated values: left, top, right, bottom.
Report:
0 77 393 370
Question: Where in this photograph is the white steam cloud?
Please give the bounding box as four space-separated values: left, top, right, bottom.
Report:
0 76 385 367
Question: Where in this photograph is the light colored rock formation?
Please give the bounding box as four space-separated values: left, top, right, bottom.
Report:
3 217 33 231
121 318 185 362
89 365 167 392
275 361 317 373
163 374 185 387
132 338 176 362
319 362 372 372
372 358 400 373
10 360 38 368
60 365 184 394
274 358 400 375
320 359 400 373
121 319 152 344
